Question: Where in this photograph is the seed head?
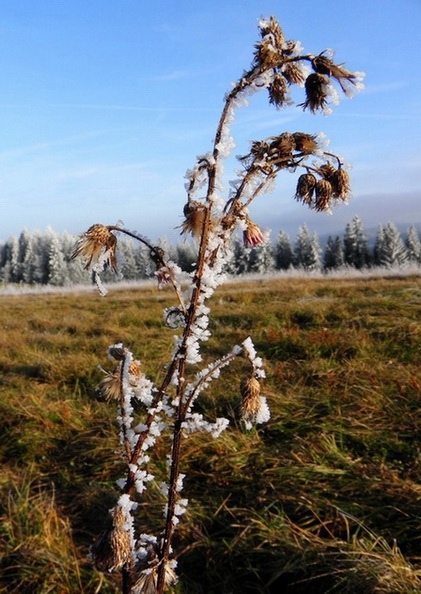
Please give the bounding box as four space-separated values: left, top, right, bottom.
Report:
282 62 306 86
131 543 177 594
312 53 360 93
331 167 351 200
72 224 117 272
241 376 261 418
269 132 295 159
314 179 333 211
98 369 121 401
318 163 337 182
258 16 284 47
295 173 317 206
293 132 318 155
243 220 266 248
180 200 207 237
131 562 177 594
268 74 289 109
98 360 143 401
300 73 329 113
254 17 284 69
90 506 132 572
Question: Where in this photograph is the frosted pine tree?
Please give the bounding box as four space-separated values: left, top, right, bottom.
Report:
344 215 370 269
9 235 20 283
226 239 250 275
134 247 150 279
119 240 139 281
294 224 321 271
324 235 345 270
374 223 408 268
18 229 36 284
0 239 13 282
248 238 275 274
176 242 197 273
48 232 68 286
405 225 421 265
275 230 294 270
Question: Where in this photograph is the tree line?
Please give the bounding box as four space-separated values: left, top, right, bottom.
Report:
0 217 420 286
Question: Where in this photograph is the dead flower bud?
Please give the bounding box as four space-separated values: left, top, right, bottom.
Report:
72 224 117 272
312 54 359 93
254 37 280 69
180 201 207 237
268 74 289 108
300 73 329 113
243 220 266 248
293 132 318 155
91 506 132 573
282 62 306 86
132 558 177 594
315 179 333 211
98 359 143 401
318 163 336 182
98 369 121 401
254 17 284 69
269 132 295 159
258 16 284 48
331 167 351 199
295 173 317 206
241 376 261 418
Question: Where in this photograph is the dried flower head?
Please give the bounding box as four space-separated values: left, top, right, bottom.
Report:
72 224 117 272
268 73 289 108
98 369 121 401
314 179 333 211
240 376 270 429
91 506 132 572
98 360 143 401
254 16 284 70
180 200 207 237
331 167 351 199
269 132 295 159
318 163 336 182
312 53 361 93
282 62 306 86
293 132 318 155
295 173 317 206
243 220 266 248
240 376 261 417
131 563 177 594
300 73 329 113
258 16 284 46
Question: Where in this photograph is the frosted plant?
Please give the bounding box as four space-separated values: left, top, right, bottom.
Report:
72 16 363 593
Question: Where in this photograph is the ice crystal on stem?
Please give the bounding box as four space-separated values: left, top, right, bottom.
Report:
71 15 363 593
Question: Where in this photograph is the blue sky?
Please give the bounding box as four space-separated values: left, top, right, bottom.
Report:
0 0 420 242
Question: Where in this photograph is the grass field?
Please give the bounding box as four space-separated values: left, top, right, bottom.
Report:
0 274 420 593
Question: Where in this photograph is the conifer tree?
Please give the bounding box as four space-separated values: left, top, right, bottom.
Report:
48 232 68 286
294 224 321 271
248 239 275 274
324 235 345 270
275 230 294 270
374 223 408 268
405 225 421 264
344 215 370 268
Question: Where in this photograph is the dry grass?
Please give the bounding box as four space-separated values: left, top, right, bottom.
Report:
0 275 420 592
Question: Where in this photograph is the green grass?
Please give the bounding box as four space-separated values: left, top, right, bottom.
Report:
1 275 421 592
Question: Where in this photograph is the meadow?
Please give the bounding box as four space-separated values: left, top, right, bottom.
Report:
0 274 420 593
